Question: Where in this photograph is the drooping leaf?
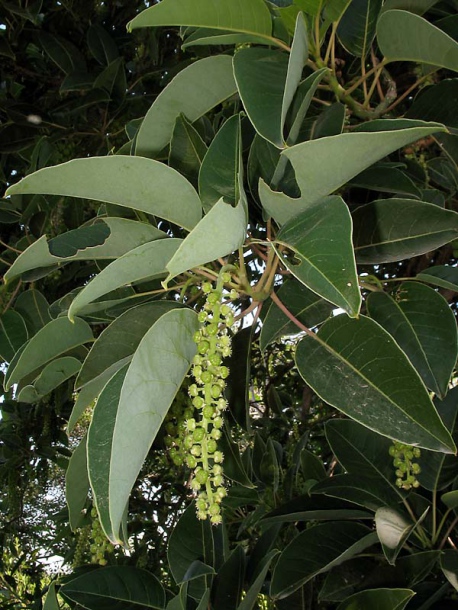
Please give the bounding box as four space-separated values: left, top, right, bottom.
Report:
337 0 383 57
18 356 81 403
5 156 202 232
282 120 446 206
375 507 421 565
260 279 333 350
367 283 457 397
65 435 89 531
0 310 28 362
271 522 376 599
68 238 182 320
109 309 198 541
336 588 414 610
127 0 272 37
164 199 246 285
169 114 207 186
296 318 455 452
377 10 458 71
353 199 458 264
59 566 166 610
135 56 237 158
275 196 361 317
417 265 458 291
199 115 240 212
77 301 181 389
4 317 93 391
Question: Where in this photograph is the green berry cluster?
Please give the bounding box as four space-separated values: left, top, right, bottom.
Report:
389 441 421 490
89 507 113 565
163 390 195 468
73 524 91 567
186 274 237 524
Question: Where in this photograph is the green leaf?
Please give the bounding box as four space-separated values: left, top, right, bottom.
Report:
282 120 446 206
65 435 89 531
282 14 309 132
169 114 207 186
18 356 81 403
199 115 240 212
271 522 376 599
213 546 245 610
77 301 181 389
375 507 419 565
353 199 458 263
349 165 422 198
4 317 93 391
14 289 51 334
377 10 458 71
407 80 458 133
238 550 279 610
0 310 28 362
367 283 457 398
219 428 255 488
296 316 455 452
164 199 246 285
441 550 458 592
37 31 86 74
68 238 181 320
337 0 383 57
135 56 237 158
233 48 290 148
336 588 414 610
311 102 346 139
258 179 307 226
127 0 272 37
60 566 166 610
312 473 401 510
87 24 119 65
226 327 253 431
182 28 272 49
275 196 361 317
441 490 458 510
417 265 458 291
168 504 214 585
5 156 202 232
109 309 198 541
381 0 440 14
260 279 333 350
301 448 327 482
88 365 128 542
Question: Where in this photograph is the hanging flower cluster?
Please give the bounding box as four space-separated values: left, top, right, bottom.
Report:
389 441 421 490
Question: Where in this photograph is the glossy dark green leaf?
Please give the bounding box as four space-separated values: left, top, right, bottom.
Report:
4 317 93 391
14 289 52 334
336 588 414 610
0 310 28 362
226 327 252 431
6 156 202 232
260 279 333 350
441 550 458 592
349 165 422 198
283 120 446 206
169 114 207 186
367 283 457 397
275 196 361 316
238 550 279 610
441 490 458 509
127 0 272 36
297 316 455 452
107 309 198 541
87 365 128 542
68 238 182 320
77 302 180 389
199 115 240 212
301 448 327 482
353 199 458 264
233 48 289 148
87 23 118 65
93 58 126 102
407 80 458 133
377 10 458 71
60 566 165 610
65 435 89 531
337 0 383 57
213 546 245 610
37 31 86 74
168 504 214 585
135 56 237 158
271 522 376 599
417 265 458 291
312 473 401 510
311 102 346 139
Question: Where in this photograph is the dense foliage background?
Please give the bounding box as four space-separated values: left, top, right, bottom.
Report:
1 0 458 608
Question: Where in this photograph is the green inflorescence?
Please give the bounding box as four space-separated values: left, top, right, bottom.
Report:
89 507 113 565
389 441 421 490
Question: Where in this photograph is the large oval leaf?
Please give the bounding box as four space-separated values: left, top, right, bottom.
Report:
4 317 93 391
0 310 28 362
164 199 247 285
337 0 382 57
271 522 376 599
353 199 458 263
68 238 182 320
275 196 361 317
295 315 455 452
127 0 272 36
109 308 198 541
135 56 237 158
59 566 165 610
282 120 446 206
5 156 202 231
367 283 457 398
377 10 458 71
